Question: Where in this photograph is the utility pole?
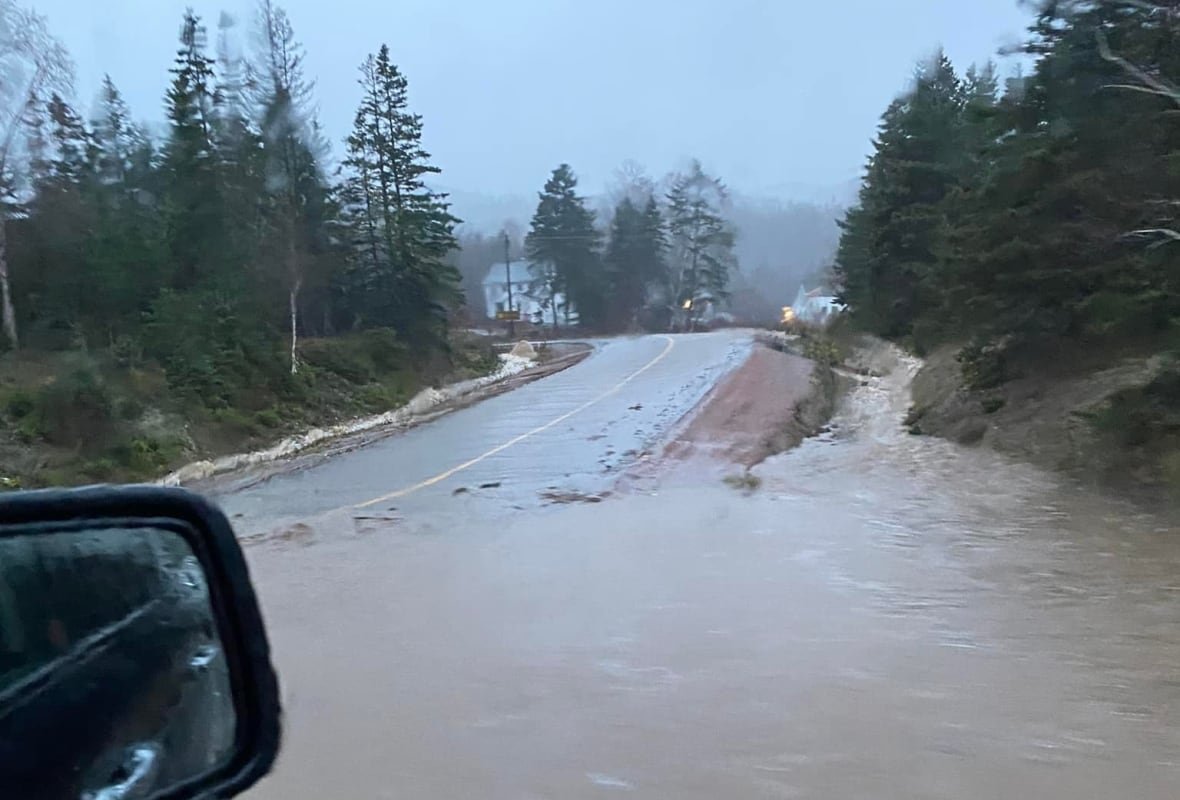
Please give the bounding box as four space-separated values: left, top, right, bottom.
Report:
504 232 516 339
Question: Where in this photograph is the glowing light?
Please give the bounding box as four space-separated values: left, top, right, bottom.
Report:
682 299 693 310
781 306 796 324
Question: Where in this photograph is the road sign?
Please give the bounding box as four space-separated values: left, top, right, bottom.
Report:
495 309 521 321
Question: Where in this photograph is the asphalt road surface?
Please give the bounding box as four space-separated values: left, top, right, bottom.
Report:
235 331 1180 800
217 332 750 538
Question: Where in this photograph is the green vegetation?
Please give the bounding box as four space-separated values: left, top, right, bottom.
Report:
0 331 498 486
837 3 1180 358
834 1 1180 486
525 160 736 333
0 2 490 486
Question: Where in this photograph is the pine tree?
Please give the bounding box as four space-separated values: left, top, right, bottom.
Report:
342 44 460 342
525 163 603 328
21 94 99 338
163 10 223 290
835 4 1180 359
665 160 735 330
92 76 133 187
603 195 666 330
835 54 965 341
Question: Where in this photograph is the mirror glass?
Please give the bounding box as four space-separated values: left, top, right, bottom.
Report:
0 524 235 800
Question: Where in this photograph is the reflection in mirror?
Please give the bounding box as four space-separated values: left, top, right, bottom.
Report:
0 525 235 800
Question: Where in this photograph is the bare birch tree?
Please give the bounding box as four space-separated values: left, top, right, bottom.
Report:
255 0 323 374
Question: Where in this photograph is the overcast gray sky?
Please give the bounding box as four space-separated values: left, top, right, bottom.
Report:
33 0 1031 209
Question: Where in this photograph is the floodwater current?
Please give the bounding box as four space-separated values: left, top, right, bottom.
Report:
243 340 1180 799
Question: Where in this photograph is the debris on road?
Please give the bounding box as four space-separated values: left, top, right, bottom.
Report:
539 489 611 504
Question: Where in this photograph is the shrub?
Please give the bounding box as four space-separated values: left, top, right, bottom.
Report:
358 383 406 412
110 436 184 475
4 390 35 420
116 397 145 421
253 408 283 429
802 336 842 366
209 406 262 438
451 337 500 377
144 290 281 408
300 328 410 386
360 328 406 372
958 338 1009 390
981 396 1006 414
33 358 115 450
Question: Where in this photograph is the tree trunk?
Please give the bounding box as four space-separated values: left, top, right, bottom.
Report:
289 278 301 375
0 217 17 350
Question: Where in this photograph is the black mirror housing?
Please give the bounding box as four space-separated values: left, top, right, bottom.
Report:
0 486 281 800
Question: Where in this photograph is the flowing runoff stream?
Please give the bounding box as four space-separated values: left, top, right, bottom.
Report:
244 343 1180 800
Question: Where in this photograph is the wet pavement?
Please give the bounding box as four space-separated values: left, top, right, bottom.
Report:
237 333 1180 799
217 332 750 537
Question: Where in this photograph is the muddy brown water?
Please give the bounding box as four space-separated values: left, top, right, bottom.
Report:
242 339 1180 799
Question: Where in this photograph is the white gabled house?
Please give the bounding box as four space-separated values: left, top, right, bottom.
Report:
791 285 844 326
481 260 573 326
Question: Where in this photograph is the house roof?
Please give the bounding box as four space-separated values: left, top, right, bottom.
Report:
483 260 535 286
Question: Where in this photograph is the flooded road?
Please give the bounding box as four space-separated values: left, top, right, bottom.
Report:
239 334 1180 799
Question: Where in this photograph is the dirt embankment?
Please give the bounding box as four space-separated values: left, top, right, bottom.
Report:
906 342 1178 498
663 337 847 470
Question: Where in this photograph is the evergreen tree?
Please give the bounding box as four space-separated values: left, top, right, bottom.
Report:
163 10 223 290
835 3 1180 361
603 195 666 330
342 44 460 342
835 53 965 341
665 160 735 330
92 75 134 187
525 163 603 328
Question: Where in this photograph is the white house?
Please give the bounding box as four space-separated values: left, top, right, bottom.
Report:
792 285 843 326
482 261 570 325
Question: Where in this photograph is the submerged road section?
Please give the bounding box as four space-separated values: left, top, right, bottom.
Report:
238 333 1180 800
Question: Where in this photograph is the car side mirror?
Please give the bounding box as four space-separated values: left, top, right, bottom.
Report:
0 486 280 800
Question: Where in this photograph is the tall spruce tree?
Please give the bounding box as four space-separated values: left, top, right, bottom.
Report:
342 44 459 343
603 195 666 330
163 10 223 290
525 163 603 328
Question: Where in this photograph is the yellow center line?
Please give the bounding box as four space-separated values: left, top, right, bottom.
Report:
353 335 676 509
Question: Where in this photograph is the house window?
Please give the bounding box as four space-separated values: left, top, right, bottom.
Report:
495 302 505 313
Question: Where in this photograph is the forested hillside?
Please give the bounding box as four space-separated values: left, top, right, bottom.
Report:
0 1 486 485
835 0 1180 489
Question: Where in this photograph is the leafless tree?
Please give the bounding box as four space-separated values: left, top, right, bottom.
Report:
0 0 72 349
255 0 318 374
